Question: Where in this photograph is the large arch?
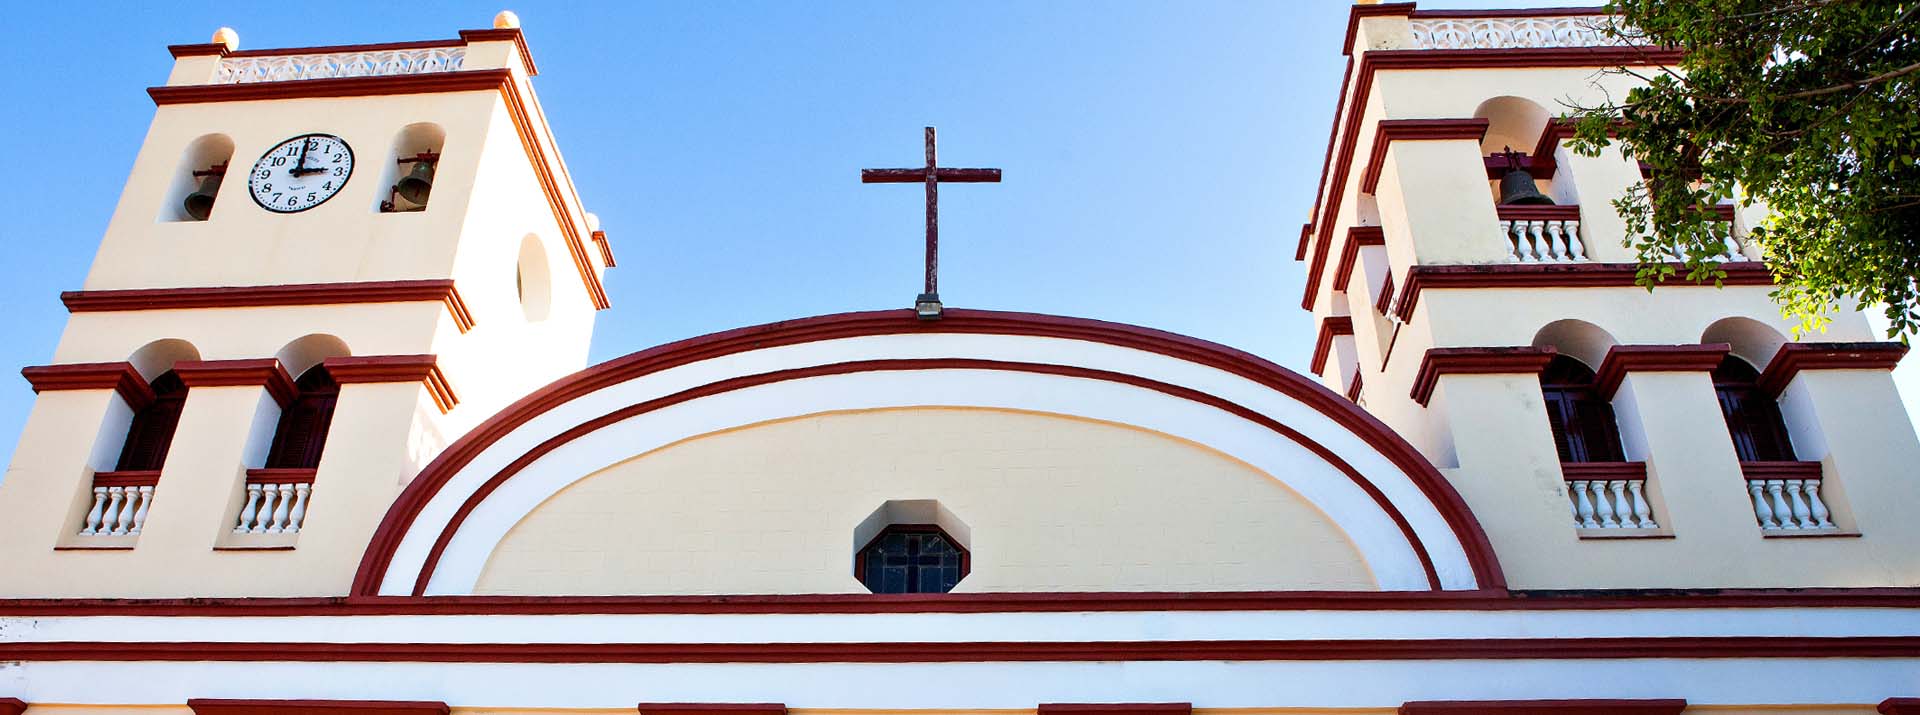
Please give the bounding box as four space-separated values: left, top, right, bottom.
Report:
354 310 1504 595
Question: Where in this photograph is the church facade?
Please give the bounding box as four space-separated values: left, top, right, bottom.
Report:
3 5 1919 714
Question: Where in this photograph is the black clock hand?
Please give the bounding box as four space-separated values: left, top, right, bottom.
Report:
295 138 311 174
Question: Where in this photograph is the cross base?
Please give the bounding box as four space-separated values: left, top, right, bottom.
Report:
914 292 944 321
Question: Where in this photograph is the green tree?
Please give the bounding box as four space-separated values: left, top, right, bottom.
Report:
1565 0 1920 337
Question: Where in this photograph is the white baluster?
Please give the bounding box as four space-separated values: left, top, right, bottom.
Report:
1572 480 1598 527
1750 481 1778 529
267 484 293 534
104 487 128 535
287 483 311 533
1500 219 1521 261
1628 480 1655 528
1526 222 1549 261
80 486 107 535
1607 480 1632 527
1803 480 1833 529
236 483 262 533
1591 480 1619 527
1563 220 1586 260
252 486 278 534
1766 481 1797 530
1774 476 1804 526
1545 221 1571 262
128 486 153 535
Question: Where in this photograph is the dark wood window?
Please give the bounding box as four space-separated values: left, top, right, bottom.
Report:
263 366 340 469
1713 355 1796 461
1539 355 1626 463
856 525 968 594
115 371 188 471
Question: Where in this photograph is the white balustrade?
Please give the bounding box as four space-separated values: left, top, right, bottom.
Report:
235 481 313 534
1409 16 1624 50
1567 478 1656 530
1747 478 1835 531
215 48 466 84
1502 216 1586 262
77 484 154 536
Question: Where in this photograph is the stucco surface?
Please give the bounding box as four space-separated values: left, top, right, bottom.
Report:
475 407 1376 595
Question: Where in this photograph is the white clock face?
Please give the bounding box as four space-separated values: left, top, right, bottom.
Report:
248 133 354 213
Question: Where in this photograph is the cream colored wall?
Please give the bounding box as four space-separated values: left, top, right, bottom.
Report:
476 408 1377 595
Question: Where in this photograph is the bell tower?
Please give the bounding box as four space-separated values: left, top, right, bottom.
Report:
0 13 614 598
1299 3 1920 590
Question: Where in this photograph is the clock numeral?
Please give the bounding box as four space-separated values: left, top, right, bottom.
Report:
333 168 345 176
306 193 317 202
272 193 283 202
260 183 272 192
332 154 343 163
270 157 286 167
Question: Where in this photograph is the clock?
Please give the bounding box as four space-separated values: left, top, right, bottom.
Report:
248 133 354 213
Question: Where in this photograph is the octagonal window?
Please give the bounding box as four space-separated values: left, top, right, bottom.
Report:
856 524 968 594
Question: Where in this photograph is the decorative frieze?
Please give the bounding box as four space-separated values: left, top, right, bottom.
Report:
1408 16 1625 50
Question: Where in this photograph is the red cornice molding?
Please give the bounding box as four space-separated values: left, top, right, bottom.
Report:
8 637 1920 664
21 361 154 409
1333 226 1387 292
93 470 163 488
325 355 459 413
457 28 539 76
1040 705 1191 715
62 280 475 334
0 698 23 715
1310 316 1356 374
174 358 297 407
351 309 1505 596
1343 2 1418 55
1560 461 1648 482
592 230 617 267
189 699 449 715
1360 118 1491 194
638 705 786 715
1392 262 1775 322
10 587 1920 616
1301 46 1684 311
1346 370 1365 403
1882 697 1920 715
1401 700 1684 715
146 70 607 310
1496 204 1582 221
1592 344 1730 398
1758 342 1907 397
168 43 230 58
246 467 318 485
1739 461 1822 482
1411 347 1556 406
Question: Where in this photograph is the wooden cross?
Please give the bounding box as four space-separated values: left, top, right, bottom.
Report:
862 127 1001 316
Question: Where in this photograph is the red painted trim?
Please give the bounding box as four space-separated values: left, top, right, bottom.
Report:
1393 263 1774 322
246 467 318 485
15 587 1920 616
168 43 230 58
1374 273 1397 316
1593 344 1730 399
1346 370 1364 403
7 637 1920 664
1496 204 1582 221
174 358 297 407
638 705 785 715
1758 342 1907 397
1882 697 1920 715
1410 347 1556 406
402 357 1444 596
351 309 1504 596
189 699 449 715
93 470 163 488
147 70 606 311
1300 59 1354 265
457 28 539 76
62 280 476 334
1301 46 1683 311
1740 461 1822 482
21 362 154 410
1310 316 1355 374
325 355 458 413
1531 118 1577 166
592 230 617 267
1559 461 1647 482
1343 2 1418 55
0 698 24 715
1360 118 1490 194
1040 705 1190 715
1401 700 1683 715
1483 151 1556 181
1333 226 1386 292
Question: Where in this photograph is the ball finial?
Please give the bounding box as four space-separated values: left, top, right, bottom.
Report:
493 10 521 29
211 27 240 51
584 212 601 232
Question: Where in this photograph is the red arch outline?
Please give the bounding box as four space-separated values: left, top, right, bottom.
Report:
352 309 1505 595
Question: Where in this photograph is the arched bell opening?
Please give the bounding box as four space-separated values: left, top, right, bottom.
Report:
158 134 235 222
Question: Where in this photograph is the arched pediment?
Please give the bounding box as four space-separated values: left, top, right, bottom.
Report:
354 310 1503 595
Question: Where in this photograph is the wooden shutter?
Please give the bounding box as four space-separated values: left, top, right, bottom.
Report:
1713 356 1796 461
264 367 340 469
115 372 188 471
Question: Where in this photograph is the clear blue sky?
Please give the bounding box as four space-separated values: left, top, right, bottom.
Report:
19 0 1902 474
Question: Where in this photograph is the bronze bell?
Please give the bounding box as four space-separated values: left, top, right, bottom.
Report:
395 159 436 206
1495 146 1555 206
183 172 223 221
